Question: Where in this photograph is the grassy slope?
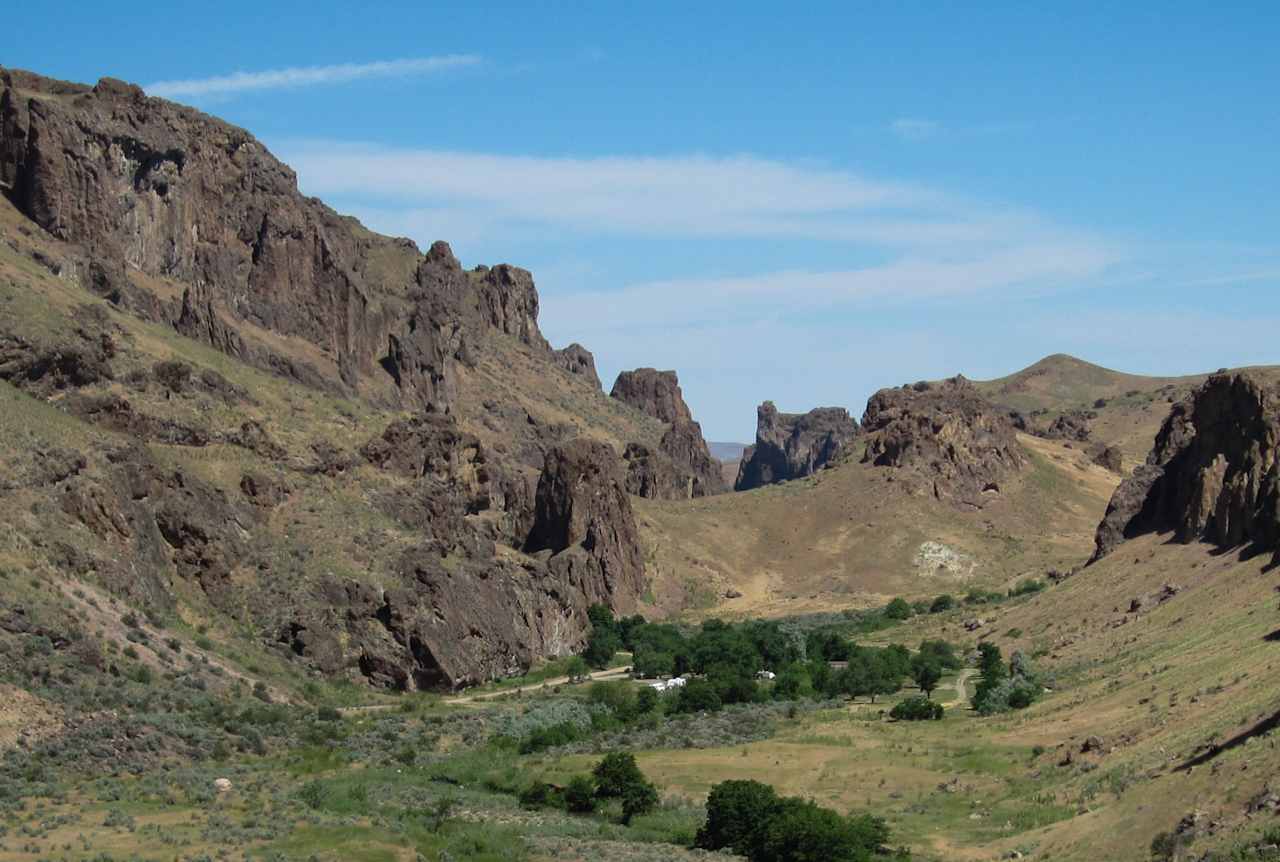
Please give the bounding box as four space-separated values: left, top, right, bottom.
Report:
573 534 1280 861
639 434 1120 619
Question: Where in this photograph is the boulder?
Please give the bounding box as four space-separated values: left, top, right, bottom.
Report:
1088 442 1124 474
1090 373 1280 563
735 402 859 491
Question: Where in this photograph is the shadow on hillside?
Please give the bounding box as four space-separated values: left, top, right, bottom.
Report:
1176 709 1280 772
1264 628 1280 642
1204 540 1280 573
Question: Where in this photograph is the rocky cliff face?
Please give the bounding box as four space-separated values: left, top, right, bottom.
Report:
0 67 651 691
525 438 646 609
610 368 726 499
0 68 560 412
1091 373 1280 563
860 377 1026 507
610 368 693 424
734 402 859 491
552 343 600 389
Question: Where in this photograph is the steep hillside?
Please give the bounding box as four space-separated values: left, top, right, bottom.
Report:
0 68 674 694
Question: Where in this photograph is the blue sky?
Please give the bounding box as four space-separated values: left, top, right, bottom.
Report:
8 2 1279 440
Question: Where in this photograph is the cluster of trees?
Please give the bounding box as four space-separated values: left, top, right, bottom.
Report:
580 606 963 716
520 752 658 824
972 642 1043 715
695 779 904 862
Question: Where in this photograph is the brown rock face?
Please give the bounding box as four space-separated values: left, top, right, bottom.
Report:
735 402 859 491
660 420 728 496
553 343 601 389
860 376 1025 507
611 367 725 497
622 442 690 499
610 368 694 424
1091 373 1280 563
525 438 646 612
0 68 557 411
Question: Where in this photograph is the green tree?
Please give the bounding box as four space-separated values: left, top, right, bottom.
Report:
696 779 779 854
621 778 659 824
564 774 597 813
583 604 622 668
891 695 944 721
593 752 646 799
910 656 942 699
918 639 962 670
884 597 913 620
565 655 589 682
588 680 637 721
773 663 815 701
675 678 722 713
635 685 660 714
632 644 675 678
929 594 955 613
756 797 886 862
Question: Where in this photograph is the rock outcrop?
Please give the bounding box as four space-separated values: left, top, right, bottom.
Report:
622 443 690 500
611 368 725 498
734 402 859 491
553 343 600 389
1091 373 1280 563
525 438 646 610
611 368 694 425
1040 410 1095 442
860 376 1025 507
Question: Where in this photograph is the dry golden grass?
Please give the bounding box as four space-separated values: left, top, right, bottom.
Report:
639 433 1120 619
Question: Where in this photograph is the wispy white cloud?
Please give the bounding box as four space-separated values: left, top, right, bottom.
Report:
277 141 1079 249
890 118 940 141
145 55 481 99
274 140 1136 438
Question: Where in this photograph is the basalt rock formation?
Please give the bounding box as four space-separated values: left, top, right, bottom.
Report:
611 368 726 498
860 376 1026 507
525 438 646 609
0 67 652 691
1091 373 1280 563
0 68 568 413
611 368 693 425
734 402 860 491
553 343 601 389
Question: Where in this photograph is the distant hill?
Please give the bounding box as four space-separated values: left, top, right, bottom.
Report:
973 354 1280 466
